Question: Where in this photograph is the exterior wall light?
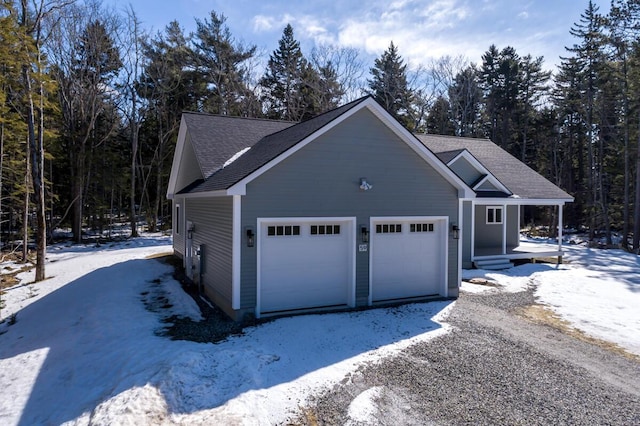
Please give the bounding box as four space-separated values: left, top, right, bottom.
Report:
359 178 373 191
451 224 460 240
246 229 255 247
361 226 369 243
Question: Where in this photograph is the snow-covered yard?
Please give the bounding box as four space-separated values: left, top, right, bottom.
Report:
0 235 451 425
0 235 638 425
462 241 640 356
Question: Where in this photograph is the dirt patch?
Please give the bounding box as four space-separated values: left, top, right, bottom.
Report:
517 304 640 363
145 251 174 260
465 278 499 287
0 259 35 290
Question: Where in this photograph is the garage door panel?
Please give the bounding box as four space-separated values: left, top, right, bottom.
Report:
259 220 353 313
371 219 445 302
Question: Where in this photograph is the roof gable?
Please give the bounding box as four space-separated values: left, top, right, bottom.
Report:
417 134 573 201
444 149 511 196
167 113 294 197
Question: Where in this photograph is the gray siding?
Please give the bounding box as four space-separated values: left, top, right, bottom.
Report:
175 132 203 193
185 197 234 315
474 204 502 252
449 157 483 186
507 205 519 249
241 108 460 309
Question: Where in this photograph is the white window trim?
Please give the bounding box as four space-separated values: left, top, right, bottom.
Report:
486 206 503 225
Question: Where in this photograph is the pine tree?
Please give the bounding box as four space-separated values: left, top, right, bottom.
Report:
426 95 454 135
449 65 482 137
139 21 198 231
193 11 256 116
260 24 308 120
367 41 413 128
566 0 608 242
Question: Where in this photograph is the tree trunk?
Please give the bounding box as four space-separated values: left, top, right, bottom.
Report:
634 110 640 252
22 151 29 262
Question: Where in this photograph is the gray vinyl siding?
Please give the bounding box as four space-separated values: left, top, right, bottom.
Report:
474 204 502 252
449 157 483 186
185 197 234 314
506 205 519 249
241 108 460 309
175 132 203 193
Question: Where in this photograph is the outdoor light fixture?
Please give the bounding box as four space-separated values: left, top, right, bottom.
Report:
361 226 369 243
451 224 460 240
246 229 255 247
359 177 373 191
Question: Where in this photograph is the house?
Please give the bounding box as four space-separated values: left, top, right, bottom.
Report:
166 96 572 320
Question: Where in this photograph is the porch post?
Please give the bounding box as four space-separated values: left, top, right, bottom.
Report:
557 202 564 264
502 203 507 255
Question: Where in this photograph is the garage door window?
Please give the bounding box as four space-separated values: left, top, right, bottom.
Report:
310 224 341 235
267 225 301 236
376 224 402 233
410 223 434 232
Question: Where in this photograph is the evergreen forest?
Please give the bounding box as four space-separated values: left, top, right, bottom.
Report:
1 0 640 282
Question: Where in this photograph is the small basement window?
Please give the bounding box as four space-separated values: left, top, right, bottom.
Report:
267 225 301 236
486 206 503 224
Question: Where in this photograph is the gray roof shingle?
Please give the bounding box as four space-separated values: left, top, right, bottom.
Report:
182 113 294 179
416 134 573 200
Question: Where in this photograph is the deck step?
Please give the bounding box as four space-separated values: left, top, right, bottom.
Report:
474 258 513 270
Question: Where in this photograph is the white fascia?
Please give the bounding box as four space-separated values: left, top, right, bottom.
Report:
166 115 189 199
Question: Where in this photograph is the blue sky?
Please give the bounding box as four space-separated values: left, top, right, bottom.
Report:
106 0 610 72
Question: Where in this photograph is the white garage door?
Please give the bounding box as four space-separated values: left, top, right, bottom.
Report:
371 217 446 302
259 218 354 314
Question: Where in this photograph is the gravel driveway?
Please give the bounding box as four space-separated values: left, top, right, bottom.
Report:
292 288 640 425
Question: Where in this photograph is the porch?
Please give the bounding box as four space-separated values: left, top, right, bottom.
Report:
473 240 563 269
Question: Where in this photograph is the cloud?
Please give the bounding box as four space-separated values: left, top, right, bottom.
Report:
518 11 529 19
252 14 294 32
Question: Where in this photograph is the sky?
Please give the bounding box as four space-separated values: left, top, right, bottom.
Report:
0 231 638 424
104 0 611 73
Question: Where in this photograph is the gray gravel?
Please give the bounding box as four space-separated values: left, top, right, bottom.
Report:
292 288 640 425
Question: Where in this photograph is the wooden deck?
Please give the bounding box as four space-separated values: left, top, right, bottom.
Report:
474 241 563 261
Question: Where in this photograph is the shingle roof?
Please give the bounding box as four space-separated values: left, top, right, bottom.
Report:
416 134 573 200
179 97 369 193
181 113 294 179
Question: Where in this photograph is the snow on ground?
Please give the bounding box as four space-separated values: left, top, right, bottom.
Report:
462 240 640 356
0 234 452 425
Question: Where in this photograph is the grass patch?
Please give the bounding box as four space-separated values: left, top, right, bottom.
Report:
517 304 640 363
